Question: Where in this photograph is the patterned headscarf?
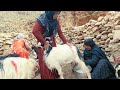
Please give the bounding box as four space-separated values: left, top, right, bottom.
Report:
84 38 96 47
15 33 25 39
37 11 61 37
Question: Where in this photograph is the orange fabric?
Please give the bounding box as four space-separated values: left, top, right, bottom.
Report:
10 39 29 59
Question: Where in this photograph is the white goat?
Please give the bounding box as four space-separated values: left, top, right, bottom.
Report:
44 44 91 79
0 57 39 79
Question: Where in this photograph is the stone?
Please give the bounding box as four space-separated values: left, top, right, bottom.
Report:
87 26 92 31
78 36 84 40
5 37 12 40
108 45 113 51
95 22 101 26
97 16 104 22
98 25 103 29
115 25 120 30
92 26 99 33
107 29 112 33
113 38 120 43
96 34 101 39
105 48 110 52
114 20 120 25
89 31 93 35
117 43 120 47
101 19 107 25
114 13 120 19
101 35 108 41
89 20 97 26
83 29 87 33
86 31 90 35
104 23 113 27
109 40 114 44
101 31 109 35
94 31 100 36
108 33 113 38
0 38 5 41
0 40 3 43
83 34 88 37
5 41 12 45
100 45 106 49
105 38 110 44
99 29 105 33
99 41 105 45
78 31 83 36
109 55 114 63
7 35 13 38
104 15 110 22
86 23 91 26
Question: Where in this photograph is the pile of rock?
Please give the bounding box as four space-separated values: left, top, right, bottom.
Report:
0 32 35 55
0 32 18 55
56 11 120 62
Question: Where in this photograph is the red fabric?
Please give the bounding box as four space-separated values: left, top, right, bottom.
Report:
38 47 59 79
32 22 46 45
32 20 67 79
9 39 29 59
32 21 68 44
11 61 17 73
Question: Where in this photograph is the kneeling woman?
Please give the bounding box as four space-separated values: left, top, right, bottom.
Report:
83 38 116 79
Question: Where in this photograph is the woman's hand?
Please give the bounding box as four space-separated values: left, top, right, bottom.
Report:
44 42 50 50
114 56 120 64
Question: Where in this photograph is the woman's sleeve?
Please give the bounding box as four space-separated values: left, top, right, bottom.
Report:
84 54 99 68
57 21 68 44
32 22 46 45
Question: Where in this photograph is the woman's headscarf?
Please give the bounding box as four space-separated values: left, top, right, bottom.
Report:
37 11 61 37
84 38 116 74
15 33 25 40
84 38 108 60
84 38 96 47
45 11 61 20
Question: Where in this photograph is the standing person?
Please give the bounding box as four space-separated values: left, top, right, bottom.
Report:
9 33 31 59
32 11 70 79
83 38 116 79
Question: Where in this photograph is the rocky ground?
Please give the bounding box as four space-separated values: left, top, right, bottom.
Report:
0 11 120 79
57 11 120 63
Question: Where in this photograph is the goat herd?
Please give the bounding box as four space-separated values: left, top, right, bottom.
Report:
0 44 93 79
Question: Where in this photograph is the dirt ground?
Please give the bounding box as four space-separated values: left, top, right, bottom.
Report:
34 63 86 79
0 11 119 79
